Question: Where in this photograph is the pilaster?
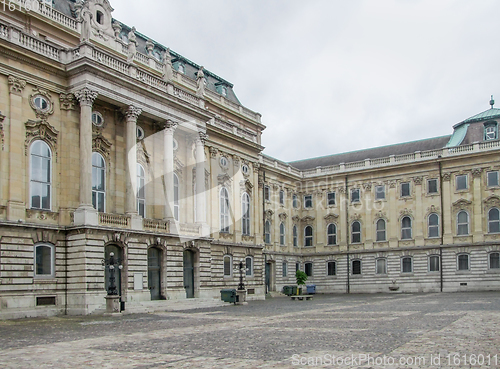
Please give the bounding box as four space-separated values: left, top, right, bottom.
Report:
472 168 484 243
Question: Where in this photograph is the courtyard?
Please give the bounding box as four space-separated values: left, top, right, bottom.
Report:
0 291 499 368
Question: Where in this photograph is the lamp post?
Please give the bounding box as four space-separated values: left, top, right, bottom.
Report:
102 252 123 314
238 259 245 291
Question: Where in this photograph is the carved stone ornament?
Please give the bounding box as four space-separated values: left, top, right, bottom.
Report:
25 120 59 159
8 75 26 94
350 213 362 222
26 209 59 221
164 119 178 132
137 140 151 165
279 212 287 222
265 209 274 220
253 162 261 170
413 176 423 185
0 113 5 150
174 156 185 176
218 173 232 187
198 131 209 145
240 179 253 194
362 182 372 191
472 168 483 178
399 208 413 217
374 211 387 221
442 172 452 181
292 215 300 224
426 205 440 215
337 186 346 194
233 155 240 166
74 88 99 106
29 87 54 120
123 105 142 121
324 213 339 223
209 146 218 158
452 198 472 212
59 93 77 110
388 180 397 188
93 133 112 158
301 215 315 224
484 195 500 212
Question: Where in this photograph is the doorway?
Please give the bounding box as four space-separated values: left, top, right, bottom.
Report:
148 247 162 300
183 249 195 298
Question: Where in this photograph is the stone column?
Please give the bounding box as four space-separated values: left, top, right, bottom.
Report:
163 120 177 223
195 132 208 228
414 177 424 246
442 173 453 244
472 168 484 243
123 106 142 230
74 87 99 226
7 76 26 221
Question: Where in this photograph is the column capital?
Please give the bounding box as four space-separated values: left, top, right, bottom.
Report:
74 88 99 106
197 131 209 145
8 75 26 95
164 119 178 132
123 105 142 121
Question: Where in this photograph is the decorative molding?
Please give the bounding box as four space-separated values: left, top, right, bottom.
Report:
92 132 112 158
388 180 397 188
426 205 441 215
74 87 99 106
242 235 255 242
350 213 362 222
29 87 54 120
374 211 387 221
265 209 274 221
442 172 452 181
301 215 315 224
233 155 240 166
198 131 209 145
123 105 142 121
399 208 413 218
25 119 59 159
209 146 218 158
278 212 287 222
219 232 234 240
484 195 500 212
292 215 300 224
413 176 423 185
0 113 5 150
137 140 151 165
240 179 253 195
8 75 26 94
324 213 339 223
362 182 372 191
59 93 77 110
472 168 483 178
164 119 177 131
452 198 472 211
26 209 59 221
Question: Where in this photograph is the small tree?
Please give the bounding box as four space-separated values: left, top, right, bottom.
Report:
295 270 307 295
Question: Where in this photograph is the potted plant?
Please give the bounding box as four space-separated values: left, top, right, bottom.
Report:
295 270 307 295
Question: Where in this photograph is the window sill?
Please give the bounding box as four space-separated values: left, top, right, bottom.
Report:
400 272 414 277
486 269 500 273
33 277 56 283
455 270 471 274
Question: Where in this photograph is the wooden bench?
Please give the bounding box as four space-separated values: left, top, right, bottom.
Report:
290 295 313 301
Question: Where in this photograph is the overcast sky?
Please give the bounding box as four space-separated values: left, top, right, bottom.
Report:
113 0 499 163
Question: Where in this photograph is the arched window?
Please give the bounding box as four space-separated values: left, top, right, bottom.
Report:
401 256 412 273
327 223 337 245
352 259 361 275
457 253 470 271
245 256 253 276
488 208 500 233
174 173 180 221
429 255 440 272
292 225 298 247
279 222 285 245
223 255 232 277
428 213 439 238
304 262 313 276
304 226 313 247
92 152 105 212
401 216 412 240
457 211 469 235
34 243 54 277
30 140 52 210
351 221 361 243
137 163 146 217
376 219 386 242
264 220 271 244
489 252 500 269
220 187 230 233
242 193 251 236
376 258 387 274
484 122 498 141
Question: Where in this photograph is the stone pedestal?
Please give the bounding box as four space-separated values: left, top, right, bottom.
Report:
104 295 121 315
235 289 248 305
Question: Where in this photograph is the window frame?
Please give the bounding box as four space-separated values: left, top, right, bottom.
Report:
34 243 55 278
304 262 313 277
401 216 412 240
456 174 468 191
429 255 440 272
91 152 106 213
352 259 362 275
487 171 499 187
327 261 336 276
174 173 180 222
400 182 411 197
279 222 286 246
304 194 313 209
137 163 146 218
304 225 313 247
351 188 360 203
376 218 386 242
223 254 232 277
375 258 387 275
427 178 438 194
245 256 253 277
457 253 470 271
292 225 298 247
241 193 251 236
428 213 440 238
327 192 336 206
401 256 413 273
282 261 288 277
484 122 498 141
30 140 52 211
489 252 500 270
264 185 270 202
375 185 385 200
279 190 285 206
327 223 337 245
351 221 361 243
264 220 271 244
457 210 469 236
219 187 230 233
488 208 500 234
292 194 298 209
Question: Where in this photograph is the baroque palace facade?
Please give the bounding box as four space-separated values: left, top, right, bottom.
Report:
0 0 499 318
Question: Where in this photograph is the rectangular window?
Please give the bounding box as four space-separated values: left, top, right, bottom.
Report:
401 182 410 197
282 262 288 277
223 256 232 276
292 194 298 209
375 185 385 200
490 253 500 269
402 257 412 273
376 259 386 274
351 188 360 203
427 179 438 194
279 190 285 205
327 192 336 206
352 260 361 275
458 254 469 271
327 261 336 276
295 262 300 272
456 175 468 191
304 195 313 208
264 186 270 201
245 257 253 276
429 255 440 272
304 262 313 277
487 171 499 187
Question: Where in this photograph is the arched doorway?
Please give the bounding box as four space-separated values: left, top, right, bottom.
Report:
148 247 162 300
104 245 122 297
183 249 195 298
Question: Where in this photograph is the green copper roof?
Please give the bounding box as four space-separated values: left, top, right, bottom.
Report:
446 123 469 147
455 107 500 127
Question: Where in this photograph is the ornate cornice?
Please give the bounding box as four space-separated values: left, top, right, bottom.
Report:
74 88 98 106
8 75 26 95
452 198 472 211
93 133 112 158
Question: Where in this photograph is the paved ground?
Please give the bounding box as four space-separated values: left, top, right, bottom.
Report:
0 292 499 368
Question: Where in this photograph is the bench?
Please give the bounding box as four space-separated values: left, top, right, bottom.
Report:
290 295 313 301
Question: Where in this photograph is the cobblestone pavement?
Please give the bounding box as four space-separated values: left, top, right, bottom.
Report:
0 292 499 368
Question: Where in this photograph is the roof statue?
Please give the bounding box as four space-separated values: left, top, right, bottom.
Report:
196 67 205 97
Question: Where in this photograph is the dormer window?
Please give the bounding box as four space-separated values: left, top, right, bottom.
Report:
153 49 162 62
120 32 129 44
96 11 104 25
484 122 497 141
221 86 227 96
177 63 185 74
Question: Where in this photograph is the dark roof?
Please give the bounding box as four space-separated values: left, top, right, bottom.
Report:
288 135 451 170
53 0 75 17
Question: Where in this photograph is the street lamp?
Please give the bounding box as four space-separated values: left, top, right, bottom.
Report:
238 259 246 291
102 252 123 296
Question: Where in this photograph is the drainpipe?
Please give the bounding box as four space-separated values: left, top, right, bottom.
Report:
438 158 444 292
65 233 68 315
263 170 267 295
345 175 350 294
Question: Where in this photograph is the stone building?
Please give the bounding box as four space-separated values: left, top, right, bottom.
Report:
0 0 499 319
